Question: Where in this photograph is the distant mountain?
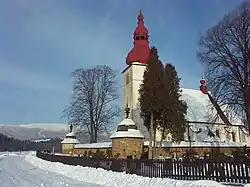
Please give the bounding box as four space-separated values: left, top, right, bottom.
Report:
0 89 243 142
0 123 68 141
0 123 111 143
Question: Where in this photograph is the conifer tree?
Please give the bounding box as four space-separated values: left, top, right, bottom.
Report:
138 47 165 159
161 63 187 142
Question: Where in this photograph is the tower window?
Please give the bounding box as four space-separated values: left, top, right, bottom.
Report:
135 36 140 40
125 73 129 84
128 125 138 130
215 129 220 138
117 125 128 131
141 36 145 40
232 132 236 142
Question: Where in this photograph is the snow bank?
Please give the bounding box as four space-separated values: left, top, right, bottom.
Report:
25 153 229 187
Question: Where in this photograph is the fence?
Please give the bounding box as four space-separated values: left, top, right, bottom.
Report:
36 151 250 185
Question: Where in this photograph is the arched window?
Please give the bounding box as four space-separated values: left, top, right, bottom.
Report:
117 125 128 131
128 125 137 130
232 132 236 142
125 73 129 85
215 129 220 138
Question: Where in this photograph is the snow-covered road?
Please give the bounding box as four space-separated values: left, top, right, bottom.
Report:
0 152 247 187
0 152 103 187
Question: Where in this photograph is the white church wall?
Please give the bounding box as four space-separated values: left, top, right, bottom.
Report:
123 63 146 126
123 67 133 119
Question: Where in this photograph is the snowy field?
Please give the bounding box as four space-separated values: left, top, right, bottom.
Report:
0 151 248 187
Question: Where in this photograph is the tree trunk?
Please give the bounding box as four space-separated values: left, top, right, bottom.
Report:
94 129 98 143
246 103 250 134
148 112 154 159
90 124 95 143
153 128 156 158
158 127 166 158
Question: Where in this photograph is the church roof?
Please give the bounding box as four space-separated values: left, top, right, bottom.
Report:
110 128 144 139
75 142 112 149
61 124 80 144
110 117 144 139
133 10 148 35
126 10 150 65
61 138 80 144
119 118 135 126
65 132 76 137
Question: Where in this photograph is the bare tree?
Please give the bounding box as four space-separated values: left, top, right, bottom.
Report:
63 65 120 143
197 2 250 132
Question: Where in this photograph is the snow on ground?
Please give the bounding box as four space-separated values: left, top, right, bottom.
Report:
25 152 245 187
0 151 247 187
0 152 103 187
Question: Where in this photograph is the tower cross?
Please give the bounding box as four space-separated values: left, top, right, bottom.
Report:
125 104 130 119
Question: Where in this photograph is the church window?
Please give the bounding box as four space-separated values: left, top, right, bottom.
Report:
232 132 236 142
125 73 129 84
241 133 246 142
128 125 137 130
117 125 128 131
215 129 220 138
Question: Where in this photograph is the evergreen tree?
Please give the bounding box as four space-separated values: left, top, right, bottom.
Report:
162 63 187 142
138 47 165 159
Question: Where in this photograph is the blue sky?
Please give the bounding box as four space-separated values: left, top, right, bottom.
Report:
0 0 244 124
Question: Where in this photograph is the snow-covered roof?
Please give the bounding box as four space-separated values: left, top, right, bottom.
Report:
61 138 80 144
143 140 247 147
110 129 144 139
118 118 135 126
67 138 247 148
74 142 112 148
202 136 222 142
66 132 76 137
181 88 243 125
196 128 222 142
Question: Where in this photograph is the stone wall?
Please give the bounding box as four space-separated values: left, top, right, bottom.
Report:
73 147 111 157
143 146 248 158
112 138 143 159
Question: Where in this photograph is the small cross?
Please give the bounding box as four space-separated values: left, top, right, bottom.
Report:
125 104 130 119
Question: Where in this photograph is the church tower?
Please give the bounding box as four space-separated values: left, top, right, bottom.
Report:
122 10 150 134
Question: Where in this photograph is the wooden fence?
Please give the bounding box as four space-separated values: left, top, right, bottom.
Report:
36 151 250 185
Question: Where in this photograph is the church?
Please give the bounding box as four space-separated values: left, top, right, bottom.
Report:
61 11 250 159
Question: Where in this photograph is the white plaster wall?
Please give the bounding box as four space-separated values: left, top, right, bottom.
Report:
123 67 133 118
122 63 148 135
122 63 146 120
131 63 147 110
